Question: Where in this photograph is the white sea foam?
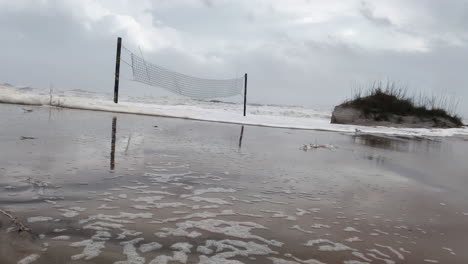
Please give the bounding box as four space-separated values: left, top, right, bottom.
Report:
27 216 53 223
344 227 361 232
148 243 191 264
115 238 145 264
269 257 325 264
133 202 187 210
17 254 40 264
295 208 310 216
345 237 362 242
2 85 466 137
140 242 162 253
290 225 314 234
98 204 119 210
80 212 153 224
343 261 369 264
192 188 236 196
151 210 235 224
366 253 395 264
442 247 456 255
70 239 106 260
305 239 354 252
198 240 277 263
132 196 164 204
399 248 411 254
352 252 372 262
368 249 390 258
310 224 330 229
376 244 404 260
171 242 193 253
155 219 282 247
59 209 80 218
187 196 233 205
52 236 71 240
260 210 297 220
269 258 300 264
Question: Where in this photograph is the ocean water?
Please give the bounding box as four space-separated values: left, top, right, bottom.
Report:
1 84 467 137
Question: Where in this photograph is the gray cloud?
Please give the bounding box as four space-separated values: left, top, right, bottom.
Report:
0 0 467 117
359 1 393 27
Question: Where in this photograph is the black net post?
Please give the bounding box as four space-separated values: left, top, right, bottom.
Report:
114 37 122 103
243 73 248 116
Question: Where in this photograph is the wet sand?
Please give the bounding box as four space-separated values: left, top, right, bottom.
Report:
1 103 468 264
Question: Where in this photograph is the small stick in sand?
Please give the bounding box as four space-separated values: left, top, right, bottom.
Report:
0 209 32 233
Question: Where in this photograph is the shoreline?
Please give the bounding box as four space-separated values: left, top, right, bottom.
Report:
1 98 467 138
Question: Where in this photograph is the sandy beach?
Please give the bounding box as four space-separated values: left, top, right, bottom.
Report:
1 103 468 264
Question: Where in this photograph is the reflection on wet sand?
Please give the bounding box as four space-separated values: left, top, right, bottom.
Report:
351 133 442 153
110 116 117 171
238 125 244 150
1 104 468 264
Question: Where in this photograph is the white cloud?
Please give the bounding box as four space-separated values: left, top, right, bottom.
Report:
1 0 468 115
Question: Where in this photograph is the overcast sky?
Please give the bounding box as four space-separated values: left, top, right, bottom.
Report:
1 0 468 116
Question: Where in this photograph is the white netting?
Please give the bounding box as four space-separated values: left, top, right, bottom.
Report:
124 47 244 99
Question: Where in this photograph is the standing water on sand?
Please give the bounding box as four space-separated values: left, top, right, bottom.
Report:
1 104 468 263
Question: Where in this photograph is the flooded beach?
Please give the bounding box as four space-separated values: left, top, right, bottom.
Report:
1 103 468 264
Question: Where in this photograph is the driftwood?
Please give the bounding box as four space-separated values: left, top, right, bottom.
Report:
0 209 32 233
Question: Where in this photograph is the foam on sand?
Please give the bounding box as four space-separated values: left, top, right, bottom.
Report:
1 85 467 137
17 254 40 264
139 242 162 253
305 239 354 252
198 239 277 263
115 238 145 264
155 219 283 247
70 239 106 260
27 216 53 223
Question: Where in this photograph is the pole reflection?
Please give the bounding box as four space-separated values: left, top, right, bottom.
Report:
110 117 117 170
238 125 244 150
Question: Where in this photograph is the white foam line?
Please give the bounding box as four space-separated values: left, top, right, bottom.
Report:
344 227 361 232
344 261 370 264
368 249 390 258
140 242 162 253
155 219 283 247
305 239 354 252
17 254 40 264
442 247 456 255
352 252 372 262
366 253 395 264
345 237 362 242
399 248 411 254
70 240 106 261
290 225 314 234
27 216 53 223
115 238 145 264
52 236 71 240
150 210 235 224
186 196 233 205
3 86 466 137
192 188 236 196
376 244 404 260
